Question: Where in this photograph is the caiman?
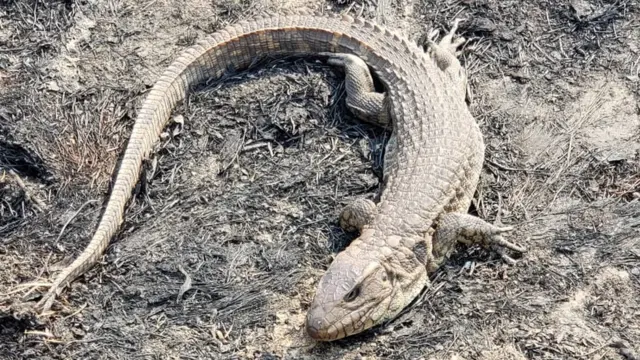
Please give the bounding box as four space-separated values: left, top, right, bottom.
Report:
35 12 525 341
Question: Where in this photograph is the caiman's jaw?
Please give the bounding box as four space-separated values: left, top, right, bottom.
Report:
305 248 427 341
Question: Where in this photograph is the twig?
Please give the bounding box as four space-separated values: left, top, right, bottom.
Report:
486 159 536 173
55 199 99 244
577 339 612 358
9 170 47 211
63 303 88 320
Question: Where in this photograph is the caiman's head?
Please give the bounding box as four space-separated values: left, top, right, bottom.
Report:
305 233 428 341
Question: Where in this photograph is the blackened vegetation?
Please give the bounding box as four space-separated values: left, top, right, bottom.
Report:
67 58 386 354
0 141 50 180
412 240 428 266
0 0 75 62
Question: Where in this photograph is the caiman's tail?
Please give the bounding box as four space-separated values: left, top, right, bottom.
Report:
35 12 390 312
37 42 213 311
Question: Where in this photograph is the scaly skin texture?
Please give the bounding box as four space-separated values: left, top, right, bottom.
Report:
34 13 525 341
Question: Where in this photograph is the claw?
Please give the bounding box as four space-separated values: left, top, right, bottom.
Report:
492 234 526 254
491 245 519 265
37 291 56 312
438 18 467 55
427 29 440 43
484 226 526 265
448 18 465 37
484 226 526 254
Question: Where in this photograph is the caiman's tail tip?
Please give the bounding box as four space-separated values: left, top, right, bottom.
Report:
34 285 61 314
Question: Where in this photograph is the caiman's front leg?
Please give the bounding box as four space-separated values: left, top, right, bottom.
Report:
426 213 526 272
339 198 377 233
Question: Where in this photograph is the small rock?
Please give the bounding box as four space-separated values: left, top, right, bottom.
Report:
47 81 60 92
255 233 273 243
136 48 149 58
606 152 628 162
498 30 516 41
469 18 497 33
571 0 595 19
123 286 141 298
173 114 184 124
275 311 288 324
358 138 371 159
71 327 86 338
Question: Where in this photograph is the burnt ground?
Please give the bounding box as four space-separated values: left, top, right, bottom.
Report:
1 0 639 359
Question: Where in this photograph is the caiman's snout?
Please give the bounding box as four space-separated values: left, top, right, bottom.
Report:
305 256 397 341
305 305 336 340
305 318 324 340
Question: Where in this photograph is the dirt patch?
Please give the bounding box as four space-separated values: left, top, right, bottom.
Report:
1 0 639 359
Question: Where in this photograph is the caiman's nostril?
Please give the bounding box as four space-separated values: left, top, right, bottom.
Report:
305 317 325 339
306 322 320 339
305 306 328 340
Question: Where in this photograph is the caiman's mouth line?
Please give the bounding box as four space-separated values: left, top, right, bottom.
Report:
316 292 392 338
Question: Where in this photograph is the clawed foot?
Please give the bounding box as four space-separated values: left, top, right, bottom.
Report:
8 280 58 316
435 213 526 267
427 19 466 56
475 225 525 265
36 287 58 313
29 278 66 313
317 52 390 127
422 19 470 101
426 19 467 71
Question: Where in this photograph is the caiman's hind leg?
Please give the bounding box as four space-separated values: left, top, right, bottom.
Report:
417 21 525 268
321 52 395 233
319 52 390 127
426 19 468 101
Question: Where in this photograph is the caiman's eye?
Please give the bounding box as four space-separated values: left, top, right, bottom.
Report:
343 286 360 302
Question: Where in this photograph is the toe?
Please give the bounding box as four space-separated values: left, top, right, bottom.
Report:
493 235 526 253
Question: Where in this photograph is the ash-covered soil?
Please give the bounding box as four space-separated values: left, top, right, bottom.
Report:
1 0 639 359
